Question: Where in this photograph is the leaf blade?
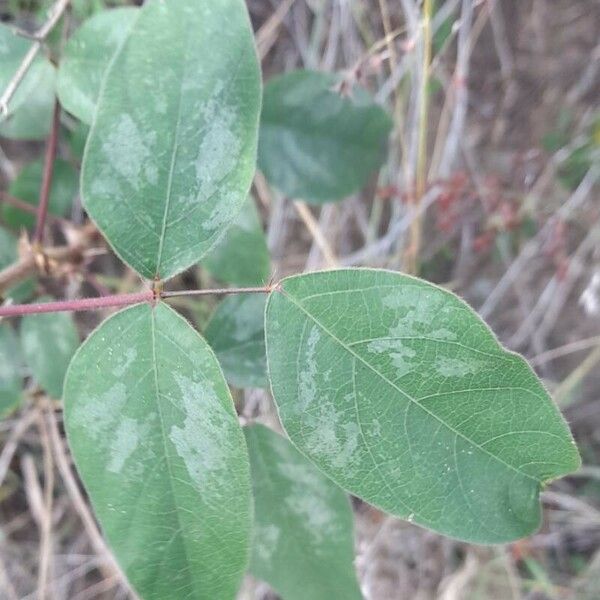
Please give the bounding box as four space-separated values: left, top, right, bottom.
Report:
202 197 270 287
265 269 580 543
246 424 362 600
258 70 392 203
0 324 23 419
64 302 252 599
204 293 268 389
81 0 261 280
0 24 56 140
57 7 138 124
20 308 79 399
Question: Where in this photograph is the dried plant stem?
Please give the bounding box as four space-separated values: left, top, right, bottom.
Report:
378 0 410 191
293 201 339 268
0 0 71 115
36 408 55 600
256 0 296 59
0 409 38 487
404 0 433 274
0 223 98 295
554 345 600 407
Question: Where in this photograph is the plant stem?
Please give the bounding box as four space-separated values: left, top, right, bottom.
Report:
161 286 272 299
0 291 153 317
0 223 98 295
404 0 433 274
0 285 273 318
33 100 61 245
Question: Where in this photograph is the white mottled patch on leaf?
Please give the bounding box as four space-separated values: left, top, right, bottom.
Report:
254 523 280 561
435 356 482 378
298 325 320 410
169 374 232 491
70 382 127 439
101 114 157 190
112 347 137 377
367 339 416 377
108 417 139 473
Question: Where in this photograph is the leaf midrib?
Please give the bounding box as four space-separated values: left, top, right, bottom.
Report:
280 290 541 484
149 307 197 595
155 21 192 279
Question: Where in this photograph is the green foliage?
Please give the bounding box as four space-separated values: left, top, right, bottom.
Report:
81 0 261 280
0 23 55 140
64 303 252 600
0 226 34 302
0 1 582 597
0 324 23 418
246 424 362 600
205 294 267 389
20 305 79 398
57 7 138 124
265 269 580 543
259 70 393 203
5 159 78 228
202 197 270 286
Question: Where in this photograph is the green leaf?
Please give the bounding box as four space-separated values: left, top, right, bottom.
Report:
258 70 392 203
57 7 138 124
5 159 78 228
20 305 79 399
0 323 23 419
245 424 362 600
265 269 580 544
204 294 267 389
202 197 270 286
66 121 90 161
64 302 252 599
0 24 56 140
0 226 34 302
81 0 261 281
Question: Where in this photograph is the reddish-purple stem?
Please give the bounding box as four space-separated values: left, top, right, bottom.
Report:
0 291 153 317
0 285 274 318
33 100 61 245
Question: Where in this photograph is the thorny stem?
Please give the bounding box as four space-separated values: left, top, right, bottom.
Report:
0 286 274 318
33 101 61 245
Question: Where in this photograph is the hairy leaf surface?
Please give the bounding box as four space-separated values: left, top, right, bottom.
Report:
57 7 138 124
21 307 79 399
259 70 392 203
203 197 270 286
82 0 261 280
265 269 580 543
64 303 252 599
205 294 267 389
246 424 362 600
